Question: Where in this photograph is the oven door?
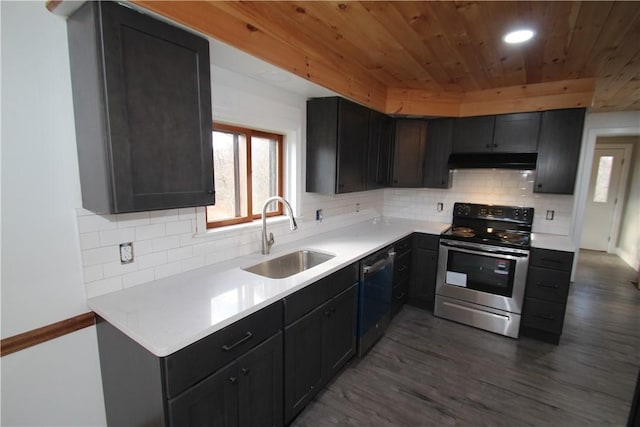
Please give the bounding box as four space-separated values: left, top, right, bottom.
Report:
436 239 529 314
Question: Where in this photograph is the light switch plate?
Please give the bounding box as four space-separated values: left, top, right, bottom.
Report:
119 242 134 264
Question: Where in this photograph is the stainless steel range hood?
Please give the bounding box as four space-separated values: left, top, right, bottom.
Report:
447 153 537 170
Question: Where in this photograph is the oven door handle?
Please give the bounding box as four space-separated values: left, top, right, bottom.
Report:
440 241 529 258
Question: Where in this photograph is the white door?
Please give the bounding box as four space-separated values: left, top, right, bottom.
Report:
581 147 625 251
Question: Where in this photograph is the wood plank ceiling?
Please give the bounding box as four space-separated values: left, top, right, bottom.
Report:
134 1 640 116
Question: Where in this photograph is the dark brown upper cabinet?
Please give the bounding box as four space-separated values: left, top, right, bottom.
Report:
453 113 540 154
67 1 214 214
452 116 495 153
423 118 454 188
367 110 393 189
391 119 428 187
534 108 586 194
493 112 541 153
306 97 370 194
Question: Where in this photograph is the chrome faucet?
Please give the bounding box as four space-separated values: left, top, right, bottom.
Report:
262 196 297 254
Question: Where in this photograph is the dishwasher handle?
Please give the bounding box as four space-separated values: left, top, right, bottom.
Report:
363 250 395 276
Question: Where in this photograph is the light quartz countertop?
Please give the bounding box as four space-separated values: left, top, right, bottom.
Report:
531 233 576 252
87 216 575 357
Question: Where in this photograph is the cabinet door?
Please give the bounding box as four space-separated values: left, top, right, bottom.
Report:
452 116 495 153
534 108 586 194
237 333 283 427
284 305 325 424
409 247 439 310
367 110 392 189
336 99 369 193
90 2 214 212
493 112 540 153
324 284 358 380
423 118 454 188
168 363 239 427
392 119 427 187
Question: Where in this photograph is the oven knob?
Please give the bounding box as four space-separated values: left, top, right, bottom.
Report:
458 204 471 216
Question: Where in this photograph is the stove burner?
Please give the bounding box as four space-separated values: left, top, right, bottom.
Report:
443 203 534 250
452 227 475 237
496 232 526 242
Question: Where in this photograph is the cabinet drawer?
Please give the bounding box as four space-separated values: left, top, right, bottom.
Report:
163 302 282 398
284 263 359 325
394 252 411 285
414 233 439 250
530 248 574 271
522 298 566 334
394 236 412 256
393 279 410 303
527 267 570 303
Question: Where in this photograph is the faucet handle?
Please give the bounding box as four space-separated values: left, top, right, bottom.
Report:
268 232 274 245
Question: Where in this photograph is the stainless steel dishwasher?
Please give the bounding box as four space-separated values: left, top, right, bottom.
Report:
357 246 395 357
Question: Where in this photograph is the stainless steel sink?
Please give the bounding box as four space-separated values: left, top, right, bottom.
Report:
243 250 335 279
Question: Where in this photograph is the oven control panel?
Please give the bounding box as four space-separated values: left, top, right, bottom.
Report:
453 203 533 225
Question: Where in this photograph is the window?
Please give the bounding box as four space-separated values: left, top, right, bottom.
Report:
593 155 613 203
206 123 283 228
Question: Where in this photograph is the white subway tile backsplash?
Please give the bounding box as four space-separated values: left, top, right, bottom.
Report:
137 251 168 270
150 209 181 224
383 169 573 235
77 214 117 233
178 207 197 220
151 235 180 252
122 269 155 288
79 232 100 250
83 265 103 283
102 260 138 279
135 223 165 241
181 255 204 271
82 246 119 266
168 247 193 262
133 240 154 256
99 228 135 247
155 261 183 280
75 176 575 298
117 212 150 228
165 220 192 236
86 276 123 299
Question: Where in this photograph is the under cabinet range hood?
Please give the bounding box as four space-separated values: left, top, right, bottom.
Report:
447 153 538 170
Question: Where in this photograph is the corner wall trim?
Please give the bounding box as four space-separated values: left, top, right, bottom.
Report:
0 312 96 357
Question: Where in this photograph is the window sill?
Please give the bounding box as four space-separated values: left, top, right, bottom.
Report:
194 215 292 239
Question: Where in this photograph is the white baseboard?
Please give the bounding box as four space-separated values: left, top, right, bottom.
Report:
615 247 640 272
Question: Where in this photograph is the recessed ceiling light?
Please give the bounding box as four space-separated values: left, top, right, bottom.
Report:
503 29 535 44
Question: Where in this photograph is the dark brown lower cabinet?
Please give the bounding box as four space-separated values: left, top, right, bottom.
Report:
521 248 574 344
284 283 358 424
409 234 440 310
391 236 412 317
168 333 283 427
96 302 283 427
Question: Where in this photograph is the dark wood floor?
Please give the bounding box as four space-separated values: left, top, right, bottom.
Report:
292 250 640 426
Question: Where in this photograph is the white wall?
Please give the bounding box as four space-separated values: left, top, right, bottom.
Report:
618 141 640 270
1 1 106 425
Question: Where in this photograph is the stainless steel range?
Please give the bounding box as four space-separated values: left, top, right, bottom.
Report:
434 203 534 338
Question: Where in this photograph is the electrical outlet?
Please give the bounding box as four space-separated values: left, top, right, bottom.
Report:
316 209 323 222
546 210 555 220
356 203 360 213
119 242 134 264
437 202 444 212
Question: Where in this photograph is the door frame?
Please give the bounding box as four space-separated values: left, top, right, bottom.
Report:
582 143 633 253
570 118 640 281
